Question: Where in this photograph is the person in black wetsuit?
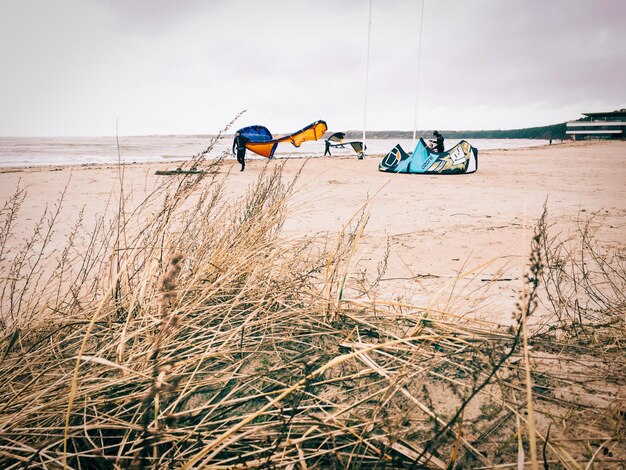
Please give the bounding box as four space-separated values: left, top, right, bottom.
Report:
324 139 331 156
232 132 247 171
429 130 445 152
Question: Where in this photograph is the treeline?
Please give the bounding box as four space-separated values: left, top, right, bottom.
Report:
344 122 568 140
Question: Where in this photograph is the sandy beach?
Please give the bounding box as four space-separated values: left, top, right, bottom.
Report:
2 140 625 320
1 139 625 467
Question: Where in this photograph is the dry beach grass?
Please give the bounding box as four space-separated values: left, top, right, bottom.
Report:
0 132 625 468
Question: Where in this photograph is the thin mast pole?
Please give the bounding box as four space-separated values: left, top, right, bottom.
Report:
363 0 373 146
412 0 425 146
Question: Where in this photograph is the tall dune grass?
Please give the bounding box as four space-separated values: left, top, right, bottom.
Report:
0 128 624 468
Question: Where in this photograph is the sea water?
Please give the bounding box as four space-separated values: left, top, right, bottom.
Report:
0 136 551 168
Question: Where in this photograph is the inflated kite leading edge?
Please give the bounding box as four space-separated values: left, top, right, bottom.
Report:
379 138 478 174
236 120 328 158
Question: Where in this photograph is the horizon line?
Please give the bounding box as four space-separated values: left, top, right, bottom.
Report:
0 123 568 139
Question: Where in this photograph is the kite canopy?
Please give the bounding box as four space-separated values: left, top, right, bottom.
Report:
236 120 327 158
345 141 365 155
327 132 346 143
325 132 365 157
236 125 273 143
379 138 478 174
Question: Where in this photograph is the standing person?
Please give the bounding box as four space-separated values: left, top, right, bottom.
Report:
232 132 247 172
324 139 332 156
429 131 445 152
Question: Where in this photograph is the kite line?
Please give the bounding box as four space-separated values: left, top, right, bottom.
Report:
362 0 373 147
413 0 425 146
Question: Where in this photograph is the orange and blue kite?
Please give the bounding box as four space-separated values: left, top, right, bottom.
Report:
235 120 327 158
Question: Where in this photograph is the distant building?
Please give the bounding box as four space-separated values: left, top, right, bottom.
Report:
566 109 625 140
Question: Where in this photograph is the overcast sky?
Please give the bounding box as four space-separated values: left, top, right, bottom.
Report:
0 0 624 136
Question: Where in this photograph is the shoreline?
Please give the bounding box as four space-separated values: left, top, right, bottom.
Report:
0 137 563 171
0 138 593 178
